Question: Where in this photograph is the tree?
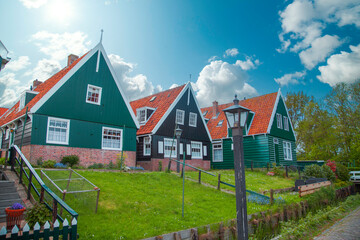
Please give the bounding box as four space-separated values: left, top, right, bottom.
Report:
285 91 314 129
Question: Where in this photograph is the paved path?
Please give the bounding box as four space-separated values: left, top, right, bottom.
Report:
314 206 360 240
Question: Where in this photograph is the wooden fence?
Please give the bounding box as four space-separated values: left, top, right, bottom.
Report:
0 218 77 240
299 181 331 197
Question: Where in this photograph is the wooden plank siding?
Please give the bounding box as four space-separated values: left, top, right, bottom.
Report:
13 118 32 147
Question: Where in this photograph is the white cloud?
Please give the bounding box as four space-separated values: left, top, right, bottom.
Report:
274 71 306 86
25 59 62 82
299 35 342 69
108 54 162 101
318 44 360 86
195 60 258 107
169 83 179 89
224 48 239 57
208 56 218 63
19 0 47 8
0 87 18 108
31 31 91 61
0 73 20 87
5 56 31 72
235 57 260 70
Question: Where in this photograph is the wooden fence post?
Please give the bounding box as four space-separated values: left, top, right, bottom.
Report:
270 189 274 205
52 199 58 223
40 187 44 203
19 157 24 184
198 170 201 184
9 147 15 172
267 162 270 172
218 174 221 190
298 167 301 179
251 161 254 171
285 166 288 178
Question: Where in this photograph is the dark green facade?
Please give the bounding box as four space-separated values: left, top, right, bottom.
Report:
211 94 297 169
31 49 137 151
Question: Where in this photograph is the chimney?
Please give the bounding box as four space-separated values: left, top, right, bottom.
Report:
212 101 219 118
33 79 43 90
67 54 79 66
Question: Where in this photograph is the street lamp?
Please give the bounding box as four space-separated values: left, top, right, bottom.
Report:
175 126 183 173
223 95 250 240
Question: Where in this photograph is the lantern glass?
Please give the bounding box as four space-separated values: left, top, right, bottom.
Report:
175 126 183 138
240 111 248 128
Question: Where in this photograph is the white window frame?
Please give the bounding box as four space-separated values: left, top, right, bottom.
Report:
137 108 147 125
180 143 184 155
283 116 289 131
5 129 9 140
276 113 283 129
101 127 123 150
283 141 292 161
143 137 151 156
189 112 197 127
86 84 102 105
158 141 164 154
203 145 207 156
164 138 177 158
46 117 70 145
176 109 185 125
217 120 223 127
213 142 223 162
191 141 203 159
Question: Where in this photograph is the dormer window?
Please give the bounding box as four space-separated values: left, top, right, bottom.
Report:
86 84 102 105
150 96 156 102
202 110 208 116
136 107 155 125
217 120 223 127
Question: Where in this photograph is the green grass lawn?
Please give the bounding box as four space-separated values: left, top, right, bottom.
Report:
38 170 295 239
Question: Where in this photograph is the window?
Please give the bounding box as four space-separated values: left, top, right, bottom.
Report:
189 112 197 127
217 120 223 127
150 96 156 102
102 127 122 150
137 109 146 124
203 146 207 156
158 141 164 154
213 143 223 162
46 117 70 145
143 137 151 156
176 109 185 125
283 116 289 131
86 84 102 105
5 129 9 140
191 141 202 159
136 107 155 125
202 110 208 116
276 113 283 129
164 138 177 158
283 141 292 160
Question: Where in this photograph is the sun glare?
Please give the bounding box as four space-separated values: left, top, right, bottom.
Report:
45 0 75 26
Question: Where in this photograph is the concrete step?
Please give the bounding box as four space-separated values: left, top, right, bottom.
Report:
0 187 17 194
0 181 15 188
0 199 23 209
0 193 19 200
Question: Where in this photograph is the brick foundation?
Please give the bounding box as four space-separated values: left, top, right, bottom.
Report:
17 145 136 167
137 158 210 171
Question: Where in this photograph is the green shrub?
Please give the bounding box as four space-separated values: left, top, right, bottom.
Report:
25 202 52 228
0 157 6 165
303 164 324 179
322 164 336 182
42 160 56 168
36 157 43 167
107 161 115 169
348 167 360 171
306 186 337 211
61 155 79 167
158 161 162 171
336 164 350 181
334 179 351 188
88 163 104 169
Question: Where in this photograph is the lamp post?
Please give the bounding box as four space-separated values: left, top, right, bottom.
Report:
223 95 250 240
175 126 183 173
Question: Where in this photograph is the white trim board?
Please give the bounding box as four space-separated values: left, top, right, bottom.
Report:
266 89 281 134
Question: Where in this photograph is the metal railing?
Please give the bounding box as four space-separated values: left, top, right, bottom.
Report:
8 145 78 223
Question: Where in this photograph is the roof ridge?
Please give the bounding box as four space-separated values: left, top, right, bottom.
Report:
130 84 186 102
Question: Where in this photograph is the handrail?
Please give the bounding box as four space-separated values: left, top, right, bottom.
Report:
9 145 78 222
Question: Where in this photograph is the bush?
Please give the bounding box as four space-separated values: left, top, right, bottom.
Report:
54 163 67 168
88 163 104 169
326 160 336 174
42 160 56 168
334 179 351 188
36 157 43 167
25 202 52 228
158 161 162 171
116 152 128 170
348 167 360 171
61 155 79 167
336 164 350 181
322 165 336 182
303 164 323 179
0 157 6 165
306 186 337 211
107 161 115 169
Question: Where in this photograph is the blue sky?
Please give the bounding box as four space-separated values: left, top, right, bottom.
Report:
1 0 359 107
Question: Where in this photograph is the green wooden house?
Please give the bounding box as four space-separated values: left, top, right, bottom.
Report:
201 90 297 169
0 43 139 167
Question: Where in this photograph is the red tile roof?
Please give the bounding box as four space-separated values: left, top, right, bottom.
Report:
201 92 278 139
0 108 8 117
130 85 186 135
0 54 86 127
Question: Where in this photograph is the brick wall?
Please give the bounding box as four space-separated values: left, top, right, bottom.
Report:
137 158 210 171
26 145 136 167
